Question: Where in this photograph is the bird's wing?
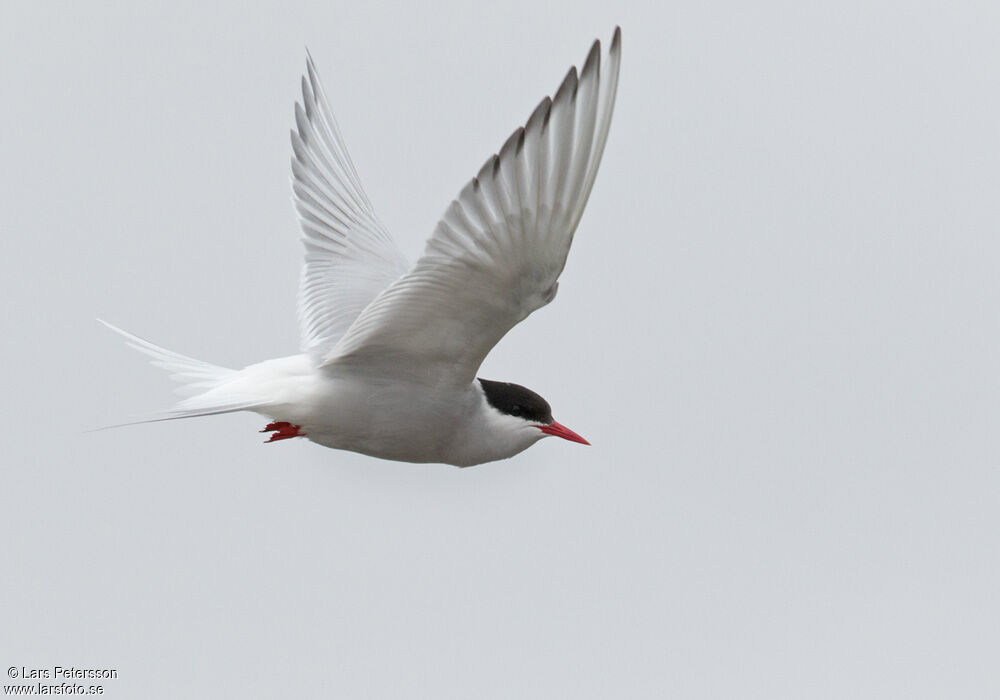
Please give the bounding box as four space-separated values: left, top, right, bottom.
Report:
292 53 410 361
323 28 621 387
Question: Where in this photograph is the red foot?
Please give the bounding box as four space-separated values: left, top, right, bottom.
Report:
260 422 305 443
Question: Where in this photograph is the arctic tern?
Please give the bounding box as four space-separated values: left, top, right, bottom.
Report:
103 28 621 466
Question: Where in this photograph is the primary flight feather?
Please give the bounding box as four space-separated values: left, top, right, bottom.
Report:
103 27 622 466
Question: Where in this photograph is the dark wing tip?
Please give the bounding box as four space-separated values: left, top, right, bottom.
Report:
554 66 578 104
475 153 501 183
582 39 601 77
500 126 524 160
527 95 553 134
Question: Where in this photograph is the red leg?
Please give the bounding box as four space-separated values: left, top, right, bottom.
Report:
260 421 306 442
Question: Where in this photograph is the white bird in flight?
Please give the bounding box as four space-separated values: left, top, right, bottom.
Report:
103 28 621 466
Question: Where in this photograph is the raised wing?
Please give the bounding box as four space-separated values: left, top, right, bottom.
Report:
324 28 621 387
292 53 409 361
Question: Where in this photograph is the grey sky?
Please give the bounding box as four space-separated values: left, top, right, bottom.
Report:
3 0 999 697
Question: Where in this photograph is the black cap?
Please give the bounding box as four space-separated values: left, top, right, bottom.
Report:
478 379 553 424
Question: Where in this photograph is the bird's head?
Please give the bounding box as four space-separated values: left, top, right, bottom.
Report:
477 378 589 446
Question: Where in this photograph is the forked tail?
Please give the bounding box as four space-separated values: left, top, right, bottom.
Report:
98 320 264 424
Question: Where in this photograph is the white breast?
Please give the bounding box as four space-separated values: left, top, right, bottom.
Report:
255 366 542 466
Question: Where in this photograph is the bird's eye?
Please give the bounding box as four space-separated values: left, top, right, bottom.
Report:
510 405 523 416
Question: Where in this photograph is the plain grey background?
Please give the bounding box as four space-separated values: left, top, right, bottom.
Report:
3 0 999 697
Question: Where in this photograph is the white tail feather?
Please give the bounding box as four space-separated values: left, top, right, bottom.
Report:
98 319 264 424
